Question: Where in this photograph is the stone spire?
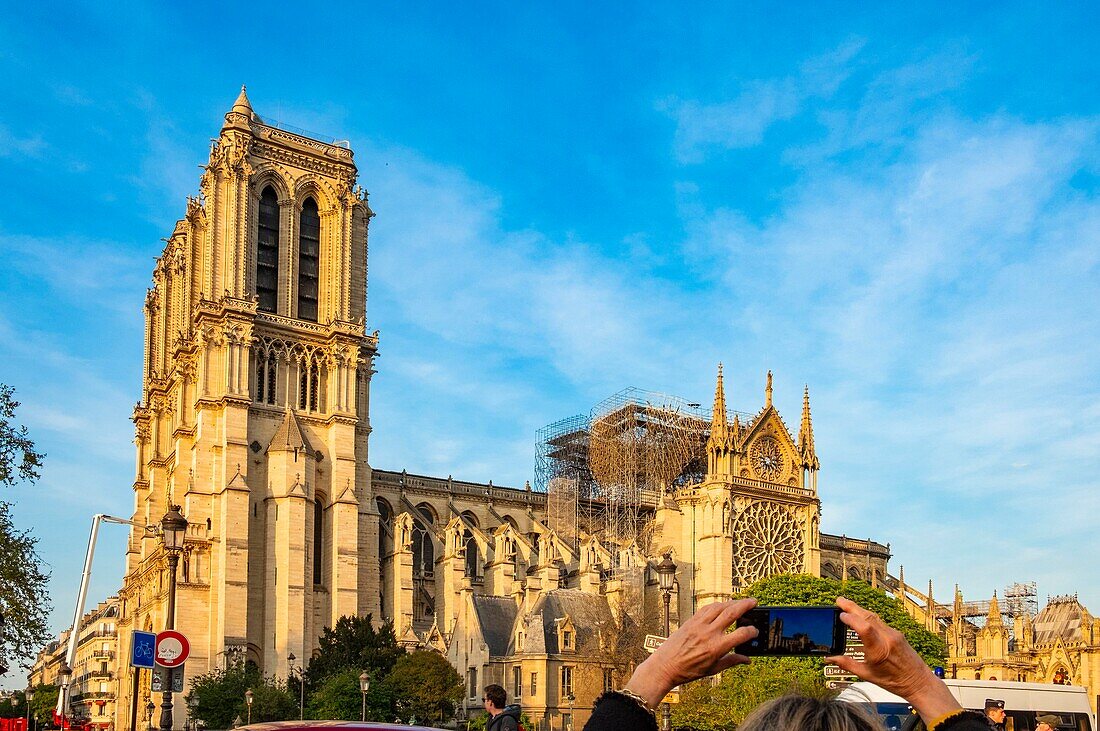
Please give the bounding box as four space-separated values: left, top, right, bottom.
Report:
765 370 773 408
706 363 735 475
797 385 819 469
232 85 254 115
987 591 1004 627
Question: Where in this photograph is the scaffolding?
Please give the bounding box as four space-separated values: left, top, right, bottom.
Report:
535 388 716 568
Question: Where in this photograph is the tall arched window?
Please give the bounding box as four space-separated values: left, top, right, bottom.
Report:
313 498 324 585
257 187 279 313
298 197 320 321
376 497 392 557
255 352 277 405
462 511 480 580
412 504 435 578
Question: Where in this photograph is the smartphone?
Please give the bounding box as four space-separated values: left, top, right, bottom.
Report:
734 606 847 656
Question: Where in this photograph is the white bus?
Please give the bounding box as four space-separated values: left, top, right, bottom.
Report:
837 680 1095 731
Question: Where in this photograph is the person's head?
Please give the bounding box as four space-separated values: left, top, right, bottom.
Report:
483 685 507 715
1036 714 1060 731
984 699 1006 724
738 693 882 731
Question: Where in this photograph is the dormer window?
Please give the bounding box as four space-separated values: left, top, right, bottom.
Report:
562 630 573 650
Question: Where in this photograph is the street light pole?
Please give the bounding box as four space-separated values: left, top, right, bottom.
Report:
287 654 303 720
358 672 369 722
655 553 677 731
25 687 34 731
159 504 188 731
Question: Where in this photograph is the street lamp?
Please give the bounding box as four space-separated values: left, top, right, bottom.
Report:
358 672 369 722
288 653 304 720
159 504 188 731
146 701 156 731
57 661 73 728
244 689 253 726
187 694 198 731
655 553 677 731
566 693 575 731
25 686 34 731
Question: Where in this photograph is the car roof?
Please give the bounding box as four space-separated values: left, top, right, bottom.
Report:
239 722 440 731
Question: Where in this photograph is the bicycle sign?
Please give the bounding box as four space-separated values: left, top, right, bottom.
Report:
131 630 157 669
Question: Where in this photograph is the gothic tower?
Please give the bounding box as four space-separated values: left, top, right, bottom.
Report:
678 369 822 607
115 88 379 723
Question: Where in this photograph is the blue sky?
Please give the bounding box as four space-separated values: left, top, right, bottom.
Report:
2 1 1099 686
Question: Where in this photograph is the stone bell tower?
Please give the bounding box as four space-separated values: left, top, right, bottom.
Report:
115 87 380 725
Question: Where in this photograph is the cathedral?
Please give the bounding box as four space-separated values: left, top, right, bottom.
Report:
20 88 903 731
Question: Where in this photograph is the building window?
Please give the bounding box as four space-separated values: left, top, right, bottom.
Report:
530 671 537 696
257 186 279 313
297 197 320 322
312 499 324 585
562 630 573 651
299 360 320 411
412 505 436 578
468 667 478 699
562 714 572 731
255 353 277 405
603 668 614 693
560 666 573 698
513 666 522 699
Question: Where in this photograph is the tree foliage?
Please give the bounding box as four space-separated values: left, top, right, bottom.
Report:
0 385 51 674
0 385 44 488
382 651 463 725
304 614 404 691
187 663 294 728
672 574 946 730
306 668 394 722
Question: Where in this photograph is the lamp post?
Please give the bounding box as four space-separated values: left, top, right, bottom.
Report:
655 553 677 731
146 701 156 731
566 693 575 731
358 672 369 722
159 504 188 731
244 690 253 726
187 694 198 731
57 662 73 729
287 653 303 720
25 687 34 731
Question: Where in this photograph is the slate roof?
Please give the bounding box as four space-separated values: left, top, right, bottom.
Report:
472 595 520 658
266 409 315 454
519 589 614 655
1033 597 1091 645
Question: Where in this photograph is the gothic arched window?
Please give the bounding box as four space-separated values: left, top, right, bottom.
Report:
412 504 435 578
297 197 320 322
255 352 277 405
462 511 480 580
313 497 324 585
257 187 279 313
376 497 392 557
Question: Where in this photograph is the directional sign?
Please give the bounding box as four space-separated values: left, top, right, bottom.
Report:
131 630 157 669
823 665 859 678
643 634 667 654
155 630 190 668
825 680 853 690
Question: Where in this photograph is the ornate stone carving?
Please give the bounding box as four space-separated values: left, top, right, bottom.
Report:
733 501 805 585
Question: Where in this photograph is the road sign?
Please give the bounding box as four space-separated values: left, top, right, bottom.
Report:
155 630 190 668
823 665 858 679
661 688 680 705
825 680 853 690
131 630 157 669
643 634 667 653
151 665 185 693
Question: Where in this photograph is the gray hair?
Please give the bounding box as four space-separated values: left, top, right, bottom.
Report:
739 694 883 731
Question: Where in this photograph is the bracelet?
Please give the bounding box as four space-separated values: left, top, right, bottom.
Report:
927 708 965 731
613 688 657 716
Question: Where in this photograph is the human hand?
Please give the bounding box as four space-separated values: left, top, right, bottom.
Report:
624 598 759 710
826 596 960 723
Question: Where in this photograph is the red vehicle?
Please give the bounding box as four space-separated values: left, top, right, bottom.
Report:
238 723 441 731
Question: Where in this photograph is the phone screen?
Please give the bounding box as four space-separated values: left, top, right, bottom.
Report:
734 606 846 656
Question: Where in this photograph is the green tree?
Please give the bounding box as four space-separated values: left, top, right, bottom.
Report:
382 650 463 725
304 615 405 690
0 385 51 675
306 668 394 722
672 574 946 730
0 690 27 718
187 663 294 728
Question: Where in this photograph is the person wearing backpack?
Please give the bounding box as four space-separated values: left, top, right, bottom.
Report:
484 684 522 731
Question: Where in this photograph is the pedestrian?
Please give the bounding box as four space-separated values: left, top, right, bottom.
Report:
1036 714 1061 731
484 684 521 731
983 699 1006 730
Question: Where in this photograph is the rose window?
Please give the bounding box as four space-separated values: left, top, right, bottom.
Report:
733 501 804 585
